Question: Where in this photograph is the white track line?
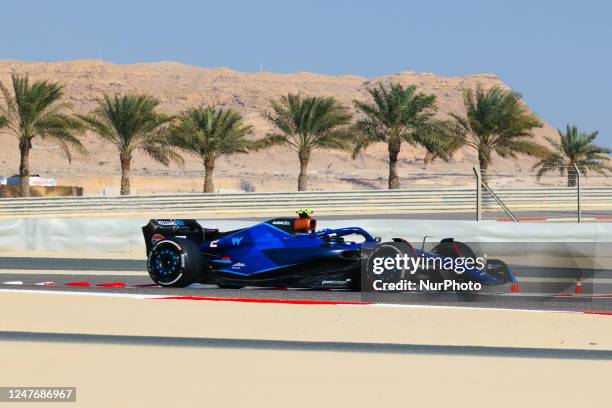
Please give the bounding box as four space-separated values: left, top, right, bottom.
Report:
0 288 162 299
34 282 55 286
0 270 146 276
4 271 611 284
2 267 612 284
519 277 612 284
0 288 588 314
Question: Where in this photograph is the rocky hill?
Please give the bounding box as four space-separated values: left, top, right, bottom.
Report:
0 60 559 194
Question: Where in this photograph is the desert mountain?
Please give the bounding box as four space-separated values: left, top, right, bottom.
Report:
0 60 559 194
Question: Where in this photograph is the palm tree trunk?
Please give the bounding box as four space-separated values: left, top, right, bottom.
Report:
478 148 489 185
19 138 32 197
203 158 215 193
120 153 132 196
297 150 310 191
388 142 401 189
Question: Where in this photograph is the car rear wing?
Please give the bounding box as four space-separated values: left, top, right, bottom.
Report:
142 219 204 255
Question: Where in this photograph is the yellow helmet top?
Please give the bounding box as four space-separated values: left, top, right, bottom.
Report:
296 209 313 218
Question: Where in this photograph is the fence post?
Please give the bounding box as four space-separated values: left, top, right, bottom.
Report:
574 163 581 223
473 167 482 221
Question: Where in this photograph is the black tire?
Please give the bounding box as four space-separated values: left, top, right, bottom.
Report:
485 258 512 283
432 240 477 260
363 241 417 292
431 240 476 283
147 237 203 287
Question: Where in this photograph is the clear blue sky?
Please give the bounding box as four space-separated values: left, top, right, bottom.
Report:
1 0 611 145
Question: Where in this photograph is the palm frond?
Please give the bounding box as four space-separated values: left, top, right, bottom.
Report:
81 93 180 164
0 73 85 161
169 106 257 161
450 85 543 170
264 93 352 154
534 124 611 179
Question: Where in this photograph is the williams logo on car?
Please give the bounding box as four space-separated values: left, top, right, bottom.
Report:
157 219 185 226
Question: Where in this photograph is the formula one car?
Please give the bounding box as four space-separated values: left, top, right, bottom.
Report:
142 210 514 290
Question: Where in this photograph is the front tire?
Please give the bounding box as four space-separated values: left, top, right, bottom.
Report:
147 237 203 287
363 241 417 292
431 240 476 285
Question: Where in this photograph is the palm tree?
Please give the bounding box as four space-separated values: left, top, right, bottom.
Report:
79 94 181 195
0 73 85 197
450 86 546 182
263 93 352 191
353 82 453 189
533 125 611 187
170 106 255 193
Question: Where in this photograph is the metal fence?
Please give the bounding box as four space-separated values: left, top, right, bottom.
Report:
477 165 612 222
0 186 610 219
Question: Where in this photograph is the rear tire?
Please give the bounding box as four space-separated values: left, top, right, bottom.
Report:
147 237 203 288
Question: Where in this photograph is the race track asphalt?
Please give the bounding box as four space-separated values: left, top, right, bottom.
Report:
2 261 612 312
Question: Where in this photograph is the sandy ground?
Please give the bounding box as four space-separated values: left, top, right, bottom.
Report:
1 291 612 407
1 340 611 408
2 292 612 350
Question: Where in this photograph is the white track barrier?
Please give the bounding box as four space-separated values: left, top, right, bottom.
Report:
0 218 611 260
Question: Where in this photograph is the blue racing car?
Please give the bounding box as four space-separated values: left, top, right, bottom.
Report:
142 210 513 290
